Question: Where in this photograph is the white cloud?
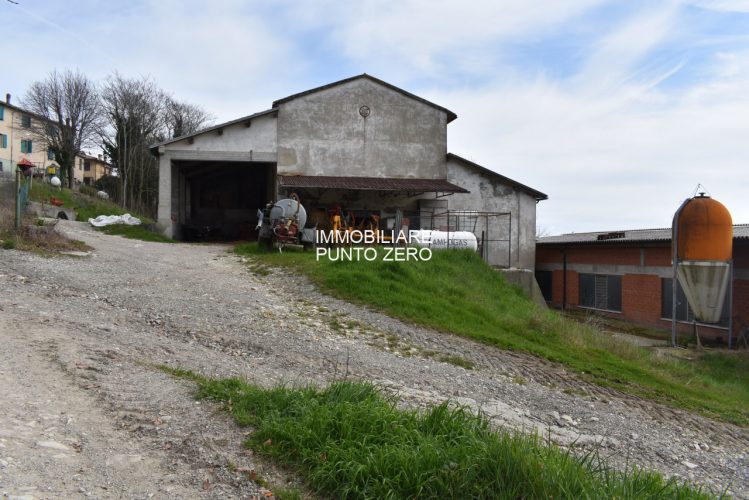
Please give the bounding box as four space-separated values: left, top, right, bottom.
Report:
572 2 682 95
4 0 304 122
430 56 749 234
690 0 749 12
283 0 606 78
5 0 749 234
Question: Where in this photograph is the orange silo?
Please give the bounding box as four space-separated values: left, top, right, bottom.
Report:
672 193 733 324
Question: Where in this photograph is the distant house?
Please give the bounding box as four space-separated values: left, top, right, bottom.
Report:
75 152 112 186
536 226 749 343
151 74 547 270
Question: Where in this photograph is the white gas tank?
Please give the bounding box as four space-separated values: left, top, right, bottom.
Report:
410 230 478 251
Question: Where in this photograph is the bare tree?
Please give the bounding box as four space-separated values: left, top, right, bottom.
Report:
23 69 101 188
536 225 552 239
100 74 164 214
100 74 214 216
163 97 213 139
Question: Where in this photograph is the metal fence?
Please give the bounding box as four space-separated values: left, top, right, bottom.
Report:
18 174 30 225
365 208 513 267
0 171 31 232
422 210 512 268
309 207 513 267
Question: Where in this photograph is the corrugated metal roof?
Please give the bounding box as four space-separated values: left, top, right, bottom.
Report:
278 175 469 193
538 224 749 245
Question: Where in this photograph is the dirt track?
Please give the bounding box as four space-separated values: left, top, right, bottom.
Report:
0 220 747 498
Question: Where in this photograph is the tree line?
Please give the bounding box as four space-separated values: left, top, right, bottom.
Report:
23 69 213 217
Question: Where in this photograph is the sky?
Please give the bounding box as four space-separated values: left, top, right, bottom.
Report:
3 0 749 235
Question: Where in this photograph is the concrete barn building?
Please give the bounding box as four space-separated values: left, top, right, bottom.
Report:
536 226 749 343
151 74 547 270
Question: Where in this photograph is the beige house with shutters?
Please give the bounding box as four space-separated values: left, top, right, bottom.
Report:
0 93 60 178
0 93 97 183
75 152 113 185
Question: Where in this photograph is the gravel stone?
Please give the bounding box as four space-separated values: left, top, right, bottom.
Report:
0 220 747 498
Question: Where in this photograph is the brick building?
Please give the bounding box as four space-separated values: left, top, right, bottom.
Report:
536 225 749 343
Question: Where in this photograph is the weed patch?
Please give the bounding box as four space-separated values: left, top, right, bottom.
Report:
163 368 711 499
2 218 93 256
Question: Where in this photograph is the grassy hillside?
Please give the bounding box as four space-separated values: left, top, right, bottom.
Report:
29 184 172 242
163 368 711 499
235 243 749 426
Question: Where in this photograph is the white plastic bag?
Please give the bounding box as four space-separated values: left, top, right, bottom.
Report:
88 213 142 227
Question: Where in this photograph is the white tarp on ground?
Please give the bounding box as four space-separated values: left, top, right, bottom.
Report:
88 214 142 227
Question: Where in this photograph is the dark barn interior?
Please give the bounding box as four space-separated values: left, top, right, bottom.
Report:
175 160 275 241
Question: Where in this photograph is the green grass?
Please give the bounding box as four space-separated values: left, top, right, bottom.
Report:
235 243 749 426
162 368 711 499
29 184 172 242
29 181 77 209
30 183 131 221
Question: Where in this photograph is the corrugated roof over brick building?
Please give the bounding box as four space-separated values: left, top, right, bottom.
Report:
538 224 749 245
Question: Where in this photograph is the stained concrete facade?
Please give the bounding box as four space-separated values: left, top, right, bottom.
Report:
276 78 447 180
446 154 541 270
152 74 546 270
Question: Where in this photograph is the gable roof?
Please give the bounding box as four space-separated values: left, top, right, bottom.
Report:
150 108 277 152
272 74 458 123
447 153 548 201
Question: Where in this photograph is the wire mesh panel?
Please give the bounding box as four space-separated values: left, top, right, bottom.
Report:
424 210 512 267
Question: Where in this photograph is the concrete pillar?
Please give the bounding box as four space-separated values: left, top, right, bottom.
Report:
157 152 173 237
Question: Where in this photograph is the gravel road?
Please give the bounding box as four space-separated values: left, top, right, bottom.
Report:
0 220 747 499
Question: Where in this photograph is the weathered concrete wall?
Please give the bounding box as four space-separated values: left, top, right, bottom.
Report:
276 79 447 179
498 268 547 308
166 114 277 154
27 201 76 221
446 157 537 270
156 114 278 237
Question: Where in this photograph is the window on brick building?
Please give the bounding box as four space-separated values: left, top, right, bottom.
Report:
661 278 729 327
579 273 621 312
